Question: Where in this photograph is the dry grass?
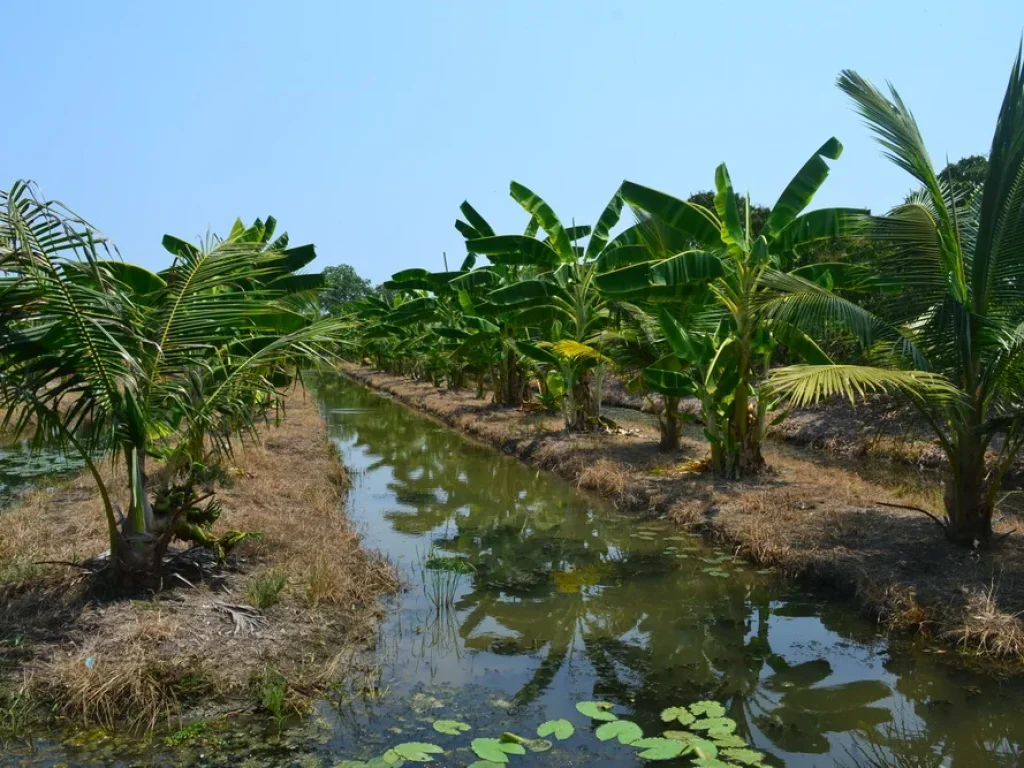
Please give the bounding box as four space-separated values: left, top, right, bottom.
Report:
343 362 1024 669
575 459 630 496
948 587 1024 657
0 387 398 732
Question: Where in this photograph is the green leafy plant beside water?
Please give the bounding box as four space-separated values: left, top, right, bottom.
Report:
337 698 768 766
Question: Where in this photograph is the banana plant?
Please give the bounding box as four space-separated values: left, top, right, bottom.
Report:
464 182 631 429
450 200 537 406
599 141 864 476
598 304 695 450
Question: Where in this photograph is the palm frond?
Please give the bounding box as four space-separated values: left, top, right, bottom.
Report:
768 364 961 408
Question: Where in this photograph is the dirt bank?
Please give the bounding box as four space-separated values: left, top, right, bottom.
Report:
342 363 1024 670
0 388 398 736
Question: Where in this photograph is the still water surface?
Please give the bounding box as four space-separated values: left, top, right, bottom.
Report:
317 377 1023 767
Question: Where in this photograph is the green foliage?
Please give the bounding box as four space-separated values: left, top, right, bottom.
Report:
320 264 374 314
0 184 348 582
768 48 1024 545
391 742 444 762
470 737 524 763
244 570 288 609
594 719 644 744
614 136 860 477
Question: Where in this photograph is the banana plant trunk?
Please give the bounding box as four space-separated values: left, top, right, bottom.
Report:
944 430 993 547
728 328 765 478
658 396 682 452
496 348 525 407
569 368 601 431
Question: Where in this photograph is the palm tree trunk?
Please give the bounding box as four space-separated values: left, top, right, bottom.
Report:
945 432 993 547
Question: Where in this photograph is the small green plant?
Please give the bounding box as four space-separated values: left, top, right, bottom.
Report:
163 719 225 747
256 667 289 730
0 684 37 743
423 550 475 574
245 570 288 609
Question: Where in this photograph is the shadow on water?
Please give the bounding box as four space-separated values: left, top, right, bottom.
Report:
7 376 1024 766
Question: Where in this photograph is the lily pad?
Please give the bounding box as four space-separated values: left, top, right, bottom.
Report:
392 742 444 762
595 720 644 745
722 747 767 765
631 737 685 760
689 701 726 719
466 763 504 768
710 733 748 748
536 719 575 740
662 729 698 741
687 738 719 759
471 738 524 763
432 719 470 735
575 700 618 721
692 716 736 736
659 706 696 726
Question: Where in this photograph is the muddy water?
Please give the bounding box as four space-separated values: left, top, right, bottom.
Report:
5 378 1024 766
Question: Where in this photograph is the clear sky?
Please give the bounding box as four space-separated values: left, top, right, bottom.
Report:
4 1 1021 283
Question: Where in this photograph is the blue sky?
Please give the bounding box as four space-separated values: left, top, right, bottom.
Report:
4 1 1021 283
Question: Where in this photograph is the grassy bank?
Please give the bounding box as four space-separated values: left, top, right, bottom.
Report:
0 387 397 738
342 363 1024 670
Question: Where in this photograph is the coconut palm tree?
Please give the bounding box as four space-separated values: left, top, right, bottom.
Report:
0 181 348 581
765 48 1024 546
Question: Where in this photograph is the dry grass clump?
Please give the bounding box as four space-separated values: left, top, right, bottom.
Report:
948 587 1024 657
36 608 210 732
857 579 930 634
576 458 630 497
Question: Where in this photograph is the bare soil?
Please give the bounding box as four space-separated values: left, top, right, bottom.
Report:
344 363 1024 670
0 388 398 733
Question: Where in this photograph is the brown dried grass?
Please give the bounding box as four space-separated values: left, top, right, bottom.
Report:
948 587 1024 657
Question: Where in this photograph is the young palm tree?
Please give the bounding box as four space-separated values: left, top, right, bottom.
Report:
0 182 349 581
766 49 1024 546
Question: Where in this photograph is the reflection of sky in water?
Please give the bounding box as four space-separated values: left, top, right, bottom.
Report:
319 378 1024 767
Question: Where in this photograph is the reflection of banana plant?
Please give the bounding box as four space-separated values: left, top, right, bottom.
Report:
598 141 863 476
465 182 630 429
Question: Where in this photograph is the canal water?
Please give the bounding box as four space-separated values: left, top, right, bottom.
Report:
314 377 1023 767
4 376 1023 766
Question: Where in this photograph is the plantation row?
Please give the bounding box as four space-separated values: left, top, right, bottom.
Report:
341 50 1024 549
